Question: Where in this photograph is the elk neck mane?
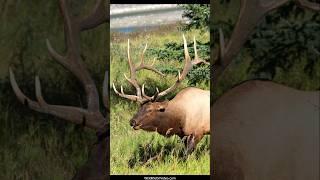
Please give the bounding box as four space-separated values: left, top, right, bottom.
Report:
154 100 186 137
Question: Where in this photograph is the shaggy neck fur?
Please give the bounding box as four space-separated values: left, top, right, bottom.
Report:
155 101 186 137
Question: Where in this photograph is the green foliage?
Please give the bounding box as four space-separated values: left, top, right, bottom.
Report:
180 4 210 32
247 2 320 83
212 1 320 98
149 40 210 62
188 65 210 86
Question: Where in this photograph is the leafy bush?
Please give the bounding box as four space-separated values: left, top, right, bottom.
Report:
179 4 210 32
212 1 320 92
247 2 320 80
148 41 209 62
187 65 210 86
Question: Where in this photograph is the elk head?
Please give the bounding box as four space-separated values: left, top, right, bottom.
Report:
113 35 208 132
129 101 168 131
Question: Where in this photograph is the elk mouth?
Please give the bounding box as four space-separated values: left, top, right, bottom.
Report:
133 124 142 130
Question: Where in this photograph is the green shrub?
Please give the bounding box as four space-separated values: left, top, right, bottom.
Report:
179 4 210 32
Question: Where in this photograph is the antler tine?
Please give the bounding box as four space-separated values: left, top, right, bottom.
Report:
127 39 136 79
112 83 144 103
142 84 160 101
46 39 69 68
192 36 210 65
156 34 193 98
181 34 193 79
136 43 165 76
140 43 148 65
113 39 166 104
35 76 46 106
125 40 142 98
9 68 30 105
142 84 153 100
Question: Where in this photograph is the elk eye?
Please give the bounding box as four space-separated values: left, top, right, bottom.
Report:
159 107 165 112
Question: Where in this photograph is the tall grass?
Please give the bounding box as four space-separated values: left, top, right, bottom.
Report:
0 97 97 180
110 25 210 175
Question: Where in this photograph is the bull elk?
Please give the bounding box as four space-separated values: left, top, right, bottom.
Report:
112 35 210 153
212 0 320 179
9 0 109 179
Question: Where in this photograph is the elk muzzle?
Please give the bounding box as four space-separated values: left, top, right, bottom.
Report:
130 119 141 130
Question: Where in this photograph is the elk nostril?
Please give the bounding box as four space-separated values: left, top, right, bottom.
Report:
130 120 136 127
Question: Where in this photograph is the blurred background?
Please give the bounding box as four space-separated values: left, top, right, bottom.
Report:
211 1 320 99
0 1 107 179
111 4 185 32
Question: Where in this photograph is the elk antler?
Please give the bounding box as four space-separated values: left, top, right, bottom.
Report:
9 0 108 133
112 39 164 104
113 34 208 104
213 0 320 86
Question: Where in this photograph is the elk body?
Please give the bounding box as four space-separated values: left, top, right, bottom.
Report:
113 35 210 152
131 87 210 152
212 0 320 179
213 80 319 180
